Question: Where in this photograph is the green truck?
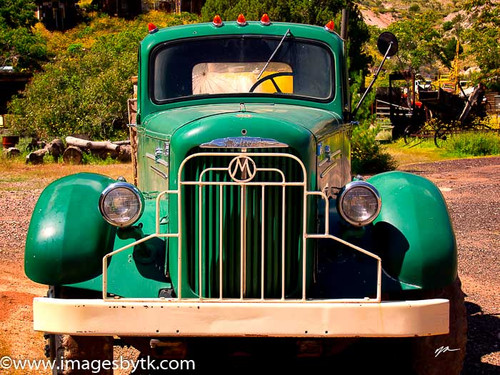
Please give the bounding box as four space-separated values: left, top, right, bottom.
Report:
25 15 466 374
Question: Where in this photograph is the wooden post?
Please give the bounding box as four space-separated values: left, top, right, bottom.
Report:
128 97 138 186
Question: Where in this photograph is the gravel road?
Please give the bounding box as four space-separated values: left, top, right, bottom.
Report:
401 157 500 374
0 157 498 374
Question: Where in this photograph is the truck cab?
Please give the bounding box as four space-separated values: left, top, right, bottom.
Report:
25 15 465 374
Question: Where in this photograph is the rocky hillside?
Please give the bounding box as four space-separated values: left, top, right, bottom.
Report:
357 0 462 28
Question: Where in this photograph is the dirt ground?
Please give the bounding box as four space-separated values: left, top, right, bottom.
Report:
0 158 498 374
401 157 500 374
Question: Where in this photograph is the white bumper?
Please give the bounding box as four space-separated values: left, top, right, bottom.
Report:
33 297 449 338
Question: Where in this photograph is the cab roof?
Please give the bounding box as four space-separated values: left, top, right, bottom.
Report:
141 20 344 53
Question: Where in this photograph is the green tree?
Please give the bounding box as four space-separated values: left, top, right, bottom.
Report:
201 0 371 75
9 27 143 139
0 0 47 70
387 12 447 73
462 0 499 86
8 13 198 140
0 0 38 28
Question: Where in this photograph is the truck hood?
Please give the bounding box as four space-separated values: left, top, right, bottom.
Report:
142 103 343 140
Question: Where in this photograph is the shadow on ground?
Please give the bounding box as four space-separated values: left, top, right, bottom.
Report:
463 302 500 374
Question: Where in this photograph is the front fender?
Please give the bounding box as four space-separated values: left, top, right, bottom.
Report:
368 171 457 289
25 173 117 285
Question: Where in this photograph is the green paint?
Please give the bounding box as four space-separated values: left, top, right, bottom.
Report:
24 21 457 300
25 173 116 285
369 171 457 289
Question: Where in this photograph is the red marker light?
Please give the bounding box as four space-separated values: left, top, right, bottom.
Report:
213 15 223 27
261 14 271 26
237 14 247 26
324 20 335 32
148 23 158 34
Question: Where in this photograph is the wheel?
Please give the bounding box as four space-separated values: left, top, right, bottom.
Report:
46 287 114 374
434 124 451 148
403 124 418 145
411 277 467 375
249 72 293 93
48 335 114 374
403 123 426 146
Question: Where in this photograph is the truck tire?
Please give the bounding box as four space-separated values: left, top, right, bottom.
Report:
46 287 114 374
411 277 467 375
49 335 114 375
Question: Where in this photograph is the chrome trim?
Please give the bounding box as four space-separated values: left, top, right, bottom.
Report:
200 137 288 149
99 182 144 227
319 161 338 178
146 152 169 167
228 155 257 182
337 181 382 227
318 149 341 167
102 152 382 303
150 166 168 180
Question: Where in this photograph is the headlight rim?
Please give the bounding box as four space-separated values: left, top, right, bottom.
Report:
338 181 382 227
99 182 144 228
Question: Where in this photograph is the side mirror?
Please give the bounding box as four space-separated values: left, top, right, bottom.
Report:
352 32 399 117
377 32 398 57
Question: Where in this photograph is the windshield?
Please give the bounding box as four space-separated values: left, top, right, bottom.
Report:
152 36 334 103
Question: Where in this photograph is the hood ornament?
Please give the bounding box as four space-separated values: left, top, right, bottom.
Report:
200 137 288 149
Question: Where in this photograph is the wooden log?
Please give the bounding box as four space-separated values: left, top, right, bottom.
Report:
27 138 45 152
117 144 132 162
46 139 65 160
66 136 119 152
26 148 48 164
66 136 91 149
90 148 110 160
112 140 131 146
6 147 20 158
63 146 83 165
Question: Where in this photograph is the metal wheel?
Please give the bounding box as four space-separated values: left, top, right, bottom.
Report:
404 124 421 145
434 124 451 148
404 121 434 146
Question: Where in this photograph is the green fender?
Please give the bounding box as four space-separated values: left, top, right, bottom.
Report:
25 173 117 285
368 171 457 289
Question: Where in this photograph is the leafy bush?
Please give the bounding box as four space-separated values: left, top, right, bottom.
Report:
351 122 397 174
350 70 376 123
444 132 500 156
8 12 199 140
442 21 453 32
409 4 420 13
0 0 48 70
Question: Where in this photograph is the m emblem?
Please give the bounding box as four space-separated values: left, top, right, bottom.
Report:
228 155 257 183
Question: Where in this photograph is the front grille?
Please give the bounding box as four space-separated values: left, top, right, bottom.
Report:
181 148 306 299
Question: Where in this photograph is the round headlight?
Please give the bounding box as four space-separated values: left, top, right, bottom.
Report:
338 181 381 227
99 182 144 227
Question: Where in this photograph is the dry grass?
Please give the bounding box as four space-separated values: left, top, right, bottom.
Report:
0 158 134 190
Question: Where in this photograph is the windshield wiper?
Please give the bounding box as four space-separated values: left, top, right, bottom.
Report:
256 29 291 80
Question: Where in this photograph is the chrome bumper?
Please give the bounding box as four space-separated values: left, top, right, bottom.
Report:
34 297 449 338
